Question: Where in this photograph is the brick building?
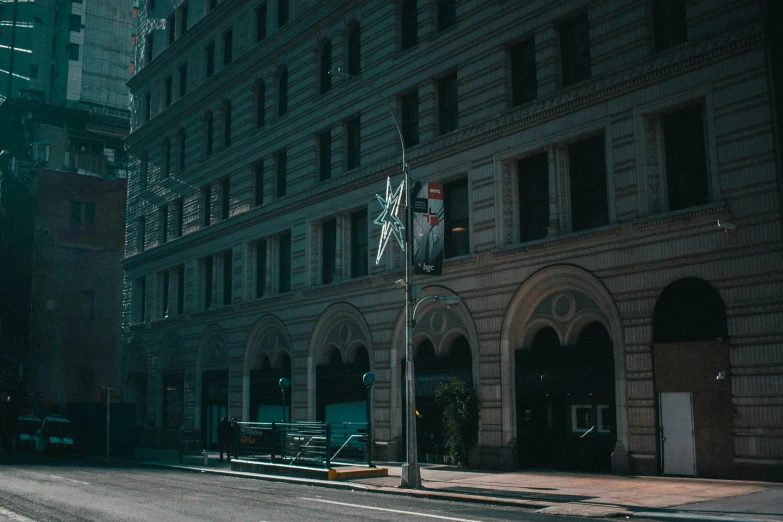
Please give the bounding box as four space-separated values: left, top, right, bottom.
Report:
122 0 783 479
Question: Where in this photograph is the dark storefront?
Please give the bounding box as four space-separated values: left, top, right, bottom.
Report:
201 370 228 449
316 347 369 423
250 354 291 422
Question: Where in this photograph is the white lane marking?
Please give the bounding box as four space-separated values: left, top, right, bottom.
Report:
26 472 89 485
0 506 36 522
300 498 484 522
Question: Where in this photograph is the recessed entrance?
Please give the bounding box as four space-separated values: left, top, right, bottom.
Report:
201 370 228 449
316 346 369 423
250 353 291 422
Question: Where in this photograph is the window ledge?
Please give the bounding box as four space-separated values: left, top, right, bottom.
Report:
302 274 374 298
493 224 622 259
443 252 477 268
633 200 726 231
128 322 147 332
150 315 187 328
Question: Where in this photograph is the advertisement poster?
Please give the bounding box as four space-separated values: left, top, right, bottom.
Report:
412 182 444 275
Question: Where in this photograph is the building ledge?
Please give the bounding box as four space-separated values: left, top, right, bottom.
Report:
633 201 727 231
493 224 622 259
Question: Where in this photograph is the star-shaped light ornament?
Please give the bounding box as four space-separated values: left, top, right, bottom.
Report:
374 176 406 265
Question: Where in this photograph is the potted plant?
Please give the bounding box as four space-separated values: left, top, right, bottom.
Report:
435 377 479 468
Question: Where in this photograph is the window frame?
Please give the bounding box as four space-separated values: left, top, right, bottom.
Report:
509 38 537 106
276 150 287 198
438 73 458 135
401 89 419 147
350 208 368 278
346 115 361 171
278 231 292 293
443 177 470 259
560 13 591 88
319 129 331 181
400 0 418 51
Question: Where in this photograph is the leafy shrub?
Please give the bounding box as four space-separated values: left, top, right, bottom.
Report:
435 377 479 467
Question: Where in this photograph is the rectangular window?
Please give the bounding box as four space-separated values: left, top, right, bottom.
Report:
256 3 267 42
346 116 361 170
517 153 549 243
209 0 217 11
322 218 336 285
653 0 687 52
69 14 81 32
571 405 593 432
131 34 137 46
148 0 155 12
162 270 170 318
179 63 187 97
222 249 232 305
560 14 591 87
84 202 95 224
179 132 186 171
135 276 146 323
254 163 264 206
569 133 608 232
223 29 233 67
221 177 230 220
663 105 708 211
130 61 136 75
205 42 215 78
177 265 185 315
203 185 211 227
144 93 151 123
256 239 267 298
30 64 38 79
180 2 189 34
69 43 80 61
204 255 213 309
165 76 172 107
444 177 469 258
144 33 153 63
141 153 149 189
176 198 184 237
401 0 418 51
138 216 146 251
319 130 331 181
437 0 455 32
276 150 287 198
167 13 175 45
510 38 536 106
162 371 184 429
163 139 171 178
206 113 213 155
278 232 291 293
351 209 368 278
161 204 169 243
401 90 419 147
278 0 288 28
71 200 81 222
438 73 458 134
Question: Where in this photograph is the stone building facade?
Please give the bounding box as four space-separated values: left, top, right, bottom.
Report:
123 0 783 480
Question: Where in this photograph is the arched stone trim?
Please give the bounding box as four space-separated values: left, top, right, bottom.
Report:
412 333 437 359
521 317 566 350
563 310 610 347
194 324 230 431
161 331 185 370
307 302 373 420
126 337 148 375
242 314 292 421
344 340 369 364
499 264 627 470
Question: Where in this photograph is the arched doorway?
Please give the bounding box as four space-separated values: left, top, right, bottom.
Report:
250 352 291 422
516 322 615 471
201 342 228 449
161 341 185 446
652 278 731 478
316 345 370 423
126 346 148 433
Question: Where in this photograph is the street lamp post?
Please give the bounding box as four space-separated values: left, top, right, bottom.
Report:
279 377 290 422
363 371 376 468
99 385 118 458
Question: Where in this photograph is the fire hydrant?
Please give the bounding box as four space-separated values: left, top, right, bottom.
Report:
202 450 208 466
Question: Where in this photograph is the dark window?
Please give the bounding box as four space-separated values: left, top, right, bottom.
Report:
517 152 549 243
176 198 184 237
206 42 215 78
179 63 187 96
256 239 267 297
278 232 291 293
510 38 536 106
221 177 230 219
144 33 153 62
254 163 264 206
256 3 267 42
560 14 591 87
167 13 175 45
278 0 288 27
205 111 213 155
256 81 265 127
663 105 708 211
320 41 332 94
444 178 469 258
209 0 217 11
144 93 151 122
30 64 38 79
653 0 687 52
322 218 337 285
180 2 188 34
351 209 368 278
203 185 211 227
223 29 233 66
346 115 361 170
347 24 361 76
204 256 213 309
437 0 455 32
148 0 155 12
161 204 169 243
136 277 146 323
71 201 81 222
438 73 458 134
69 43 80 61
162 371 184 429
69 14 81 32
401 0 418 51
276 150 287 197
223 102 232 147
178 130 186 171
222 250 232 305
138 217 146 251
278 68 288 116
141 153 149 190
165 76 172 107
163 138 170 178
401 90 419 146
319 130 331 181
176 265 185 314
569 133 608 232
84 202 95 224
162 270 170 318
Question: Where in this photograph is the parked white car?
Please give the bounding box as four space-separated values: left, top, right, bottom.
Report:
33 415 74 454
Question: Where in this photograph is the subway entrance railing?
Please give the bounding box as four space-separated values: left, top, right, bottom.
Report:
234 421 374 469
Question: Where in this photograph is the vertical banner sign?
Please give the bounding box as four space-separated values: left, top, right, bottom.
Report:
412 182 444 275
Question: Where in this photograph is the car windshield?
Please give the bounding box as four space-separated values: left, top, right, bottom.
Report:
18 419 41 434
44 421 73 438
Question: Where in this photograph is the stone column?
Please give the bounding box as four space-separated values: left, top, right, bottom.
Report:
546 144 560 236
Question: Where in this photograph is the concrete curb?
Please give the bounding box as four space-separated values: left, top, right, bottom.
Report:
631 512 780 522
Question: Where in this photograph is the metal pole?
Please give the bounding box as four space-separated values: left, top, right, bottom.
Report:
100 386 118 458
281 387 285 422
6 0 19 98
365 384 372 467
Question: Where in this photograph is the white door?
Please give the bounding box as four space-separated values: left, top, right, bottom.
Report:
660 392 696 476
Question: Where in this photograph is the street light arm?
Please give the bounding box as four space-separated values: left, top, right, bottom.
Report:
412 295 441 322
328 69 407 170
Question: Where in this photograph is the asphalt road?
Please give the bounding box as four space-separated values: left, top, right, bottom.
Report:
0 453 632 522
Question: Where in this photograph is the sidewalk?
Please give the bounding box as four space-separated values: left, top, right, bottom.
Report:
129 452 783 521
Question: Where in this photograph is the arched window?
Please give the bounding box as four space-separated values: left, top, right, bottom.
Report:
353 345 370 373
401 0 418 51
319 40 332 94
278 67 288 117
205 110 214 155
259 353 271 370
222 100 232 147
278 352 291 374
531 326 560 352
653 277 728 343
328 347 342 366
255 80 266 128
347 24 361 76
178 128 186 171
576 322 613 359
449 335 472 369
415 339 435 361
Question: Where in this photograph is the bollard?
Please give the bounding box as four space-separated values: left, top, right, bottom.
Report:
202 450 208 466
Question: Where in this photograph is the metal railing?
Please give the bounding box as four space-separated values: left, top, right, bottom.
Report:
234 421 372 469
